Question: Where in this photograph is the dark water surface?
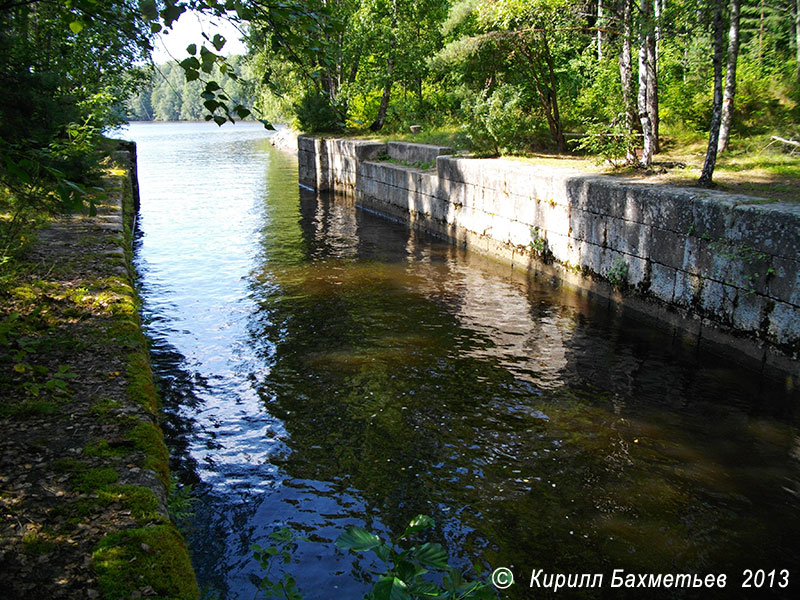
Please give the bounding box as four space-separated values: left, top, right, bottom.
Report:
124 122 800 599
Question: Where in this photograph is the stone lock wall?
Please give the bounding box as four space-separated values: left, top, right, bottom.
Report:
298 135 800 375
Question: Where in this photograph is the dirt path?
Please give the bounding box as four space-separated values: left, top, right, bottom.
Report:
0 148 197 599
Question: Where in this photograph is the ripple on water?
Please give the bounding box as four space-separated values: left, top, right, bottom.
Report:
124 121 800 600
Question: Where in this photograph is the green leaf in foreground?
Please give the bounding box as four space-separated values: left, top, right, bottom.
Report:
335 526 382 552
411 543 449 570
371 576 411 600
400 514 434 539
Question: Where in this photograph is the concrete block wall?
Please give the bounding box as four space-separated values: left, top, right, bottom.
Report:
298 135 800 372
387 141 452 164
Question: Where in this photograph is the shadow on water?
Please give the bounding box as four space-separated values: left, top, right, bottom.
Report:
127 122 800 600
247 189 800 598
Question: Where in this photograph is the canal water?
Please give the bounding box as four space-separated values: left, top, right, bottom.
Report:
124 121 800 599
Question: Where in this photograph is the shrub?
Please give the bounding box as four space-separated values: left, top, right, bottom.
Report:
461 84 543 155
294 90 344 133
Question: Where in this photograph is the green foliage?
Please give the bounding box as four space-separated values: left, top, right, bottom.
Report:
253 516 494 600
127 57 255 123
168 476 197 527
607 258 629 288
244 0 799 161
0 1 148 253
295 90 345 133
657 28 715 132
252 527 309 599
461 85 542 155
337 514 494 600
732 59 798 135
529 227 548 256
574 120 636 167
568 49 623 126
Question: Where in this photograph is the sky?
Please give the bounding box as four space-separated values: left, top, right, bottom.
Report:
151 11 248 64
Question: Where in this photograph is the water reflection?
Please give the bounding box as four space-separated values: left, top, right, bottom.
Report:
127 122 800 600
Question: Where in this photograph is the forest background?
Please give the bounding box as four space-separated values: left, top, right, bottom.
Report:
2 0 800 257
128 1 800 177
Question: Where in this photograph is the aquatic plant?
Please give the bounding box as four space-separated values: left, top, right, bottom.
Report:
253 515 495 600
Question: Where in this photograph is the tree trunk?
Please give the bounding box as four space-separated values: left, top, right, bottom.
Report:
654 0 663 65
796 0 800 84
638 0 655 168
646 22 659 154
699 0 725 187
758 0 765 71
718 0 741 154
542 32 567 152
348 53 360 85
369 0 397 132
526 63 561 151
649 0 660 153
597 0 603 61
519 33 566 152
369 56 393 131
618 0 637 164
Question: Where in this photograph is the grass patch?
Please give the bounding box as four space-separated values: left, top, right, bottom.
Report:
346 124 468 151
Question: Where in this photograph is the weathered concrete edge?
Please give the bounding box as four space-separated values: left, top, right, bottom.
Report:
269 127 299 155
298 135 800 380
100 143 200 598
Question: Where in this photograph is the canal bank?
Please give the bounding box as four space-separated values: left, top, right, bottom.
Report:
0 142 198 599
298 136 800 379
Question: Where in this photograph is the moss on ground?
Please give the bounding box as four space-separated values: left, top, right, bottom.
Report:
129 420 171 487
99 484 163 520
74 466 119 493
93 524 199 600
126 351 160 413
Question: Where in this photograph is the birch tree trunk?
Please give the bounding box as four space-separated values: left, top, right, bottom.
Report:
597 0 603 61
699 0 725 187
718 0 741 154
638 0 655 167
646 22 659 154
759 0 765 71
796 0 800 84
618 0 637 164
654 0 663 65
